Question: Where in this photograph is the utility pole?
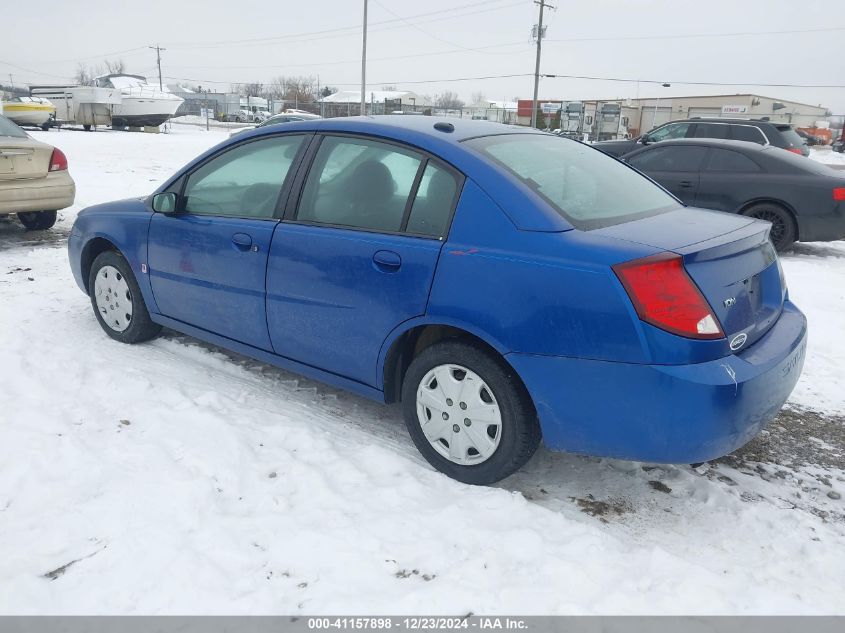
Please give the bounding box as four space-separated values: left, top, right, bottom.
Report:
531 1 554 129
360 0 368 116
149 44 166 90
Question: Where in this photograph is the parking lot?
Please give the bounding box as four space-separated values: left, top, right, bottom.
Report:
0 125 844 614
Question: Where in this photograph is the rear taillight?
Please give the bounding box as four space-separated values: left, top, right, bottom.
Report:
833 187 845 201
613 253 724 340
785 148 804 155
49 148 68 172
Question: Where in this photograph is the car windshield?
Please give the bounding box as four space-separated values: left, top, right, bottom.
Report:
0 115 27 138
464 134 678 229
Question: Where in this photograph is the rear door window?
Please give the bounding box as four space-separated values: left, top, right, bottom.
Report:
296 136 424 233
405 162 459 238
628 146 708 172
691 123 730 140
731 125 767 144
704 149 762 172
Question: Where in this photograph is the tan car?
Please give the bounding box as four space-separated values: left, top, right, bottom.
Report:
0 114 75 230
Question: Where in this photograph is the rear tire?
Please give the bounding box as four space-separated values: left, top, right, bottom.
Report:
401 340 541 485
88 251 162 344
18 210 57 230
742 202 796 252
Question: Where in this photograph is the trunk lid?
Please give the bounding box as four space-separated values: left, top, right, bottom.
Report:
0 138 51 181
596 207 784 347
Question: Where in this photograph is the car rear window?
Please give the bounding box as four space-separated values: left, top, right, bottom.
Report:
776 126 805 149
0 115 27 138
464 134 677 229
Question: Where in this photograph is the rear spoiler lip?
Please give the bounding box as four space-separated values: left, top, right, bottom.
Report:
675 219 772 262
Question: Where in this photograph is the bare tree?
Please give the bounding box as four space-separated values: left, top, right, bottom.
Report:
471 91 487 105
104 59 126 75
435 90 464 110
268 75 319 107
243 82 264 97
74 63 97 86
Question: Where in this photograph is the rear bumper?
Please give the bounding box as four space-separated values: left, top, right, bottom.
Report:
0 171 75 214
506 301 807 463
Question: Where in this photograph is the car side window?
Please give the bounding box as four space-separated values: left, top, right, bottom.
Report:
705 149 762 173
731 125 767 144
406 162 459 238
628 146 708 172
297 136 424 233
182 135 305 218
647 122 691 142
692 123 729 140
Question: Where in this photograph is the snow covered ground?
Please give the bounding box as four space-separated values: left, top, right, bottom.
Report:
0 124 844 615
810 146 845 166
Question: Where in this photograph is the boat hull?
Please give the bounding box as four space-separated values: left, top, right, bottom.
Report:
110 94 182 128
111 113 176 128
2 104 54 127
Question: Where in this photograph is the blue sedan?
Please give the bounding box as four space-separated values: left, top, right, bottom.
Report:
68 116 807 484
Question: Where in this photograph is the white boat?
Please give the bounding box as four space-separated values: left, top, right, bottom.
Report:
94 74 183 127
1 96 55 129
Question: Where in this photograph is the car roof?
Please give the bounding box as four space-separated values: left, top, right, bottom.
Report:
162 115 565 232
637 138 768 152
248 115 538 144
681 117 781 126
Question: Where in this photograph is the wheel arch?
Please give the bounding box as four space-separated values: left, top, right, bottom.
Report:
738 198 800 241
380 319 516 404
80 236 121 293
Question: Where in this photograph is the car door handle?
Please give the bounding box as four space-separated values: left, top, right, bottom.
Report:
373 250 402 272
231 232 255 252
678 180 694 188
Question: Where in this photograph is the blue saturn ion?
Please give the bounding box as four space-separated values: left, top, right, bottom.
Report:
69 116 807 484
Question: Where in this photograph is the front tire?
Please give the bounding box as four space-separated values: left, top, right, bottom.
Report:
88 251 162 344
401 341 541 485
18 210 57 230
742 202 796 252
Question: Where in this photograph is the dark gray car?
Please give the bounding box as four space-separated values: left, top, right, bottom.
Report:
596 118 810 158
622 138 845 251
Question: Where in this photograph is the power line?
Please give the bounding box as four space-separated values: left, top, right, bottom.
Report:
541 73 845 89
39 47 150 65
162 72 533 87
544 25 845 44
165 0 523 50
162 69 845 90
164 40 531 72
370 0 515 57
0 60 72 81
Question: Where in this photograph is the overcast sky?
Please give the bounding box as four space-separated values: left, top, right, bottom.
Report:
3 0 843 111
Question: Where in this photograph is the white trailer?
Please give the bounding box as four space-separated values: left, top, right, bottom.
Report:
29 85 122 129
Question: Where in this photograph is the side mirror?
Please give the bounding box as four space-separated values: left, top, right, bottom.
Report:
639 135 650 145
152 192 178 214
